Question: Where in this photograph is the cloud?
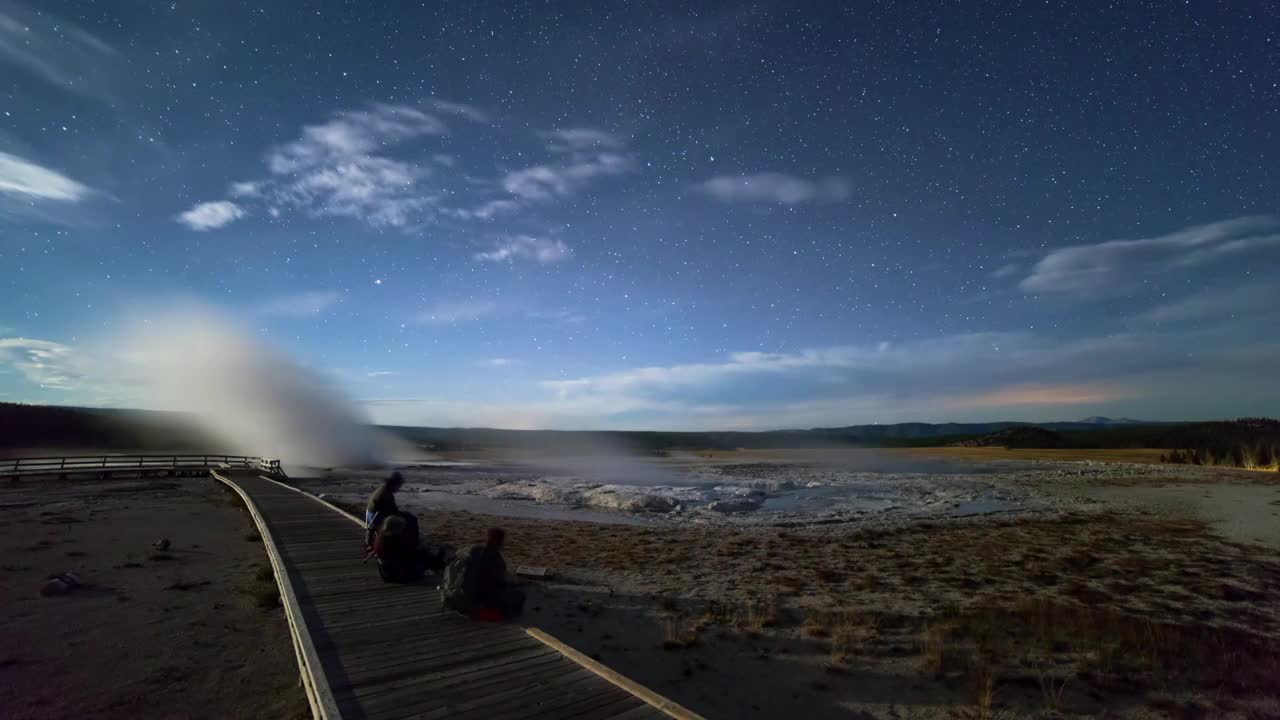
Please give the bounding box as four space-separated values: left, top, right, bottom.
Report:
1139 282 1280 324
0 337 83 388
482 357 515 368
540 128 625 152
991 263 1020 279
418 301 499 324
256 291 343 318
0 3 119 102
261 104 446 227
428 99 490 124
444 198 522 220
501 153 630 201
695 172 851 204
0 151 90 201
526 309 586 325
475 235 570 263
1021 216 1280 293
179 103 449 231
453 127 633 217
366 370 397 378
537 325 1277 427
177 200 245 230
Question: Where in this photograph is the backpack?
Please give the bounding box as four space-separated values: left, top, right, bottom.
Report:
440 550 472 612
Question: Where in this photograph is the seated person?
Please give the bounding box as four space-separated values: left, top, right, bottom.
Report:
443 528 524 619
366 471 418 547
372 514 422 583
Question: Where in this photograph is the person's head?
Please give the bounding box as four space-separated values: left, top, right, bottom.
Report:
486 527 506 550
386 471 404 491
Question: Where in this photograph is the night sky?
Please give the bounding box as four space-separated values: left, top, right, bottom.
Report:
1 1 1277 429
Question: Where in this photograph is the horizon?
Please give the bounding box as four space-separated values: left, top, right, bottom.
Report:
2 2 1278 430
4 400 1243 435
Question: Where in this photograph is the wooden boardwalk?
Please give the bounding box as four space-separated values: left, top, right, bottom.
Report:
214 470 682 720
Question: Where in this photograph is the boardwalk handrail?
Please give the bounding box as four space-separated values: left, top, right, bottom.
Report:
211 470 340 720
3 454 285 478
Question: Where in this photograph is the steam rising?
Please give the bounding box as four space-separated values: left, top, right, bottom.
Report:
120 306 382 466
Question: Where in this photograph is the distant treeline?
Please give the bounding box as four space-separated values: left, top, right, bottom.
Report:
3 402 1275 469
1159 419 1280 471
0 402 215 454
381 425 871 453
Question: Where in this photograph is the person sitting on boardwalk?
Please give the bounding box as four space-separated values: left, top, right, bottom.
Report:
442 527 525 620
366 471 414 548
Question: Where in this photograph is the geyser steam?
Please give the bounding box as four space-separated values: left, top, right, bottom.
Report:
119 305 381 466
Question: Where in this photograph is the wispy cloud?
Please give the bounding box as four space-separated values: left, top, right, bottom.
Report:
695 172 851 204
1139 281 1280 324
178 103 454 231
526 309 586 325
428 99 490 124
177 200 245 231
481 357 515 368
1021 216 1280 293
475 235 570 263
991 263 1020 279
501 153 630 201
455 128 633 219
256 290 343 318
261 103 446 227
418 301 500 324
540 128 625 152
537 324 1277 427
367 370 397 378
0 337 83 389
0 3 119 103
0 151 90 201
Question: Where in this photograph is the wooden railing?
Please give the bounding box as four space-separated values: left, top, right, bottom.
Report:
2 454 285 480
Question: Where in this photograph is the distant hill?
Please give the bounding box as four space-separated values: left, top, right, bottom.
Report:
0 401 1240 457
950 426 1064 449
807 418 1167 440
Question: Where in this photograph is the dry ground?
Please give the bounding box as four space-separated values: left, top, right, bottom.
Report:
0 476 308 720
399 504 1280 719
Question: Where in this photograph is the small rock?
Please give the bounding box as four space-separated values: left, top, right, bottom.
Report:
40 578 71 597
153 538 172 551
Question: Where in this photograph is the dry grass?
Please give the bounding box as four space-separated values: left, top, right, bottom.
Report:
413 492 1280 716
920 621 955 678
659 612 700 651
905 446 1173 464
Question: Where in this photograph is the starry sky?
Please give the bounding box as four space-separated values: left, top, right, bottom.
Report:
1 1 1278 430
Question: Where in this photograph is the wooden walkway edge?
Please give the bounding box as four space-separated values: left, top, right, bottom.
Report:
212 469 703 720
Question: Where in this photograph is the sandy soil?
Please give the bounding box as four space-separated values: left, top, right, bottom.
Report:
0 476 308 720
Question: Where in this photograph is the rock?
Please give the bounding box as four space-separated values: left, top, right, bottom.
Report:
40 573 81 597
153 538 171 551
41 579 71 596
1221 583 1264 602
707 498 762 514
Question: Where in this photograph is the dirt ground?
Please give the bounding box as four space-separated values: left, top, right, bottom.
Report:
0 476 308 720
399 488 1280 719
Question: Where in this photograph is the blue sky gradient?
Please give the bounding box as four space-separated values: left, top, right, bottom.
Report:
1 1 1277 429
